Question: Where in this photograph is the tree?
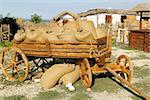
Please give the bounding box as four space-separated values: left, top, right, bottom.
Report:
31 13 42 24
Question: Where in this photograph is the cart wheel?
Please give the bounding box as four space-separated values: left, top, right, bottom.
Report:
0 47 29 81
116 55 133 82
80 58 92 88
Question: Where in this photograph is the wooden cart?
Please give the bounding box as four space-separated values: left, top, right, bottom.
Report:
0 33 132 82
0 32 149 99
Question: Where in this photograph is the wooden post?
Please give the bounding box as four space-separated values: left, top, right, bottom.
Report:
139 11 142 30
96 10 99 27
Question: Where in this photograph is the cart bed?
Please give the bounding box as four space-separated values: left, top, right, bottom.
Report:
13 37 110 58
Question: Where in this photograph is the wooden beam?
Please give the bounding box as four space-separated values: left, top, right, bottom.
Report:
105 66 148 99
139 11 142 30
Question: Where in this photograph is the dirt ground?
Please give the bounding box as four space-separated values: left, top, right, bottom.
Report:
0 46 149 100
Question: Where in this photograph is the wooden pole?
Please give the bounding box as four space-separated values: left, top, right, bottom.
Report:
96 10 99 27
104 66 149 99
140 11 142 30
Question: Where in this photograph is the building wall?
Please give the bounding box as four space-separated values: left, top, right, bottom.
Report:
84 14 121 28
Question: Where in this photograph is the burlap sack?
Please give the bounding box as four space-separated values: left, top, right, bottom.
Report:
58 30 77 42
40 64 75 90
46 32 60 42
35 33 47 43
75 30 94 42
14 30 26 42
25 30 41 42
59 65 80 85
96 26 107 39
63 21 78 32
77 20 97 39
49 22 64 33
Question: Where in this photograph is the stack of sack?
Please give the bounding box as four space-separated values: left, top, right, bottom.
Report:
75 20 97 42
96 25 108 39
58 21 78 42
14 19 107 43
40 64 80 91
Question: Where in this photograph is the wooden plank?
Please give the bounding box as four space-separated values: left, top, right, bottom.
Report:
24 51 96 58
14 40 98 45
131 33 144 37
14 43 98 50
132 40 144 43
21 48 94 53
96 36 107 45
13 43 46 49
97 44 107 50
131 36 144 39
133 44 144 48
49 44 97 49
24 51 49 57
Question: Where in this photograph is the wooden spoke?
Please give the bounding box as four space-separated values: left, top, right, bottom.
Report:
80 58 92 88
116 55 133 82
14 67 22 79
0 47 29 81
16 60 24 65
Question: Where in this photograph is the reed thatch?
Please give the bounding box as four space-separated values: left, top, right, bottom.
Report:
52 11 80 21
129 3 150 17
79 8 136 17
130 3 150 12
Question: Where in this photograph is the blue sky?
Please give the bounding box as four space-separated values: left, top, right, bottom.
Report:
0 0 149 20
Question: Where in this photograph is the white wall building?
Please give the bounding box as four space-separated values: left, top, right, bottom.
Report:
82 14 121 29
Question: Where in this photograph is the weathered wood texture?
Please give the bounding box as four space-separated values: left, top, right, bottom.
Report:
13 37 110 58
130 29 150 52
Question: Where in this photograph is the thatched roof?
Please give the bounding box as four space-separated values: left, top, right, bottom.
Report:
130 3 150 12
79 8 135 17
53 11 80 21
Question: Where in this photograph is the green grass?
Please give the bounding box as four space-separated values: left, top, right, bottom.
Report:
3 95 26 100
133 65 150 95
59 80 91 100
33 90 64 100
69 91 91 100
73 80 87 92
134 67 150 78
0 40 12 47
0 75 24 86
133 53 150 60
91 77 121 93
111 38 135 50
131 96 142 100
134 81 150 93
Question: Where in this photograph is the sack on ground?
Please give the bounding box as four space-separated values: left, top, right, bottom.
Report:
40 64 75 90
59 65 80 85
